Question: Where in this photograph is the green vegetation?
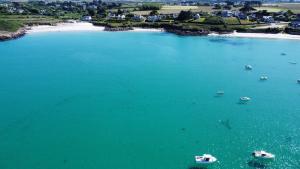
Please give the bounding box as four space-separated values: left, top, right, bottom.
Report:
0 1 299 36
0 19 23 32
177 10 193 21
0 15 61 26
139 3 162 11
203 16 225 25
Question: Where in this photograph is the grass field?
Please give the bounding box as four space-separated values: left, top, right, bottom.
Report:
0 15 61 25
132 5 218 15
0 20 23 32
132 4 300 15
256 3 300 13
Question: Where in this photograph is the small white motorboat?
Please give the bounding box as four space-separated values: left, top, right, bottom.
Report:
216 91 224 95
195 154 217 165
240 97 251 102
288 61 297 64
245 65 253 70
260 76 268 81
252 150 275 161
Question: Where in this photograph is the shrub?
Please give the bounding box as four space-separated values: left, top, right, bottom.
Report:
139 3 161 11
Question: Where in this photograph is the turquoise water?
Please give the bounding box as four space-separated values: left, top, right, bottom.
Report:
0 32 300 169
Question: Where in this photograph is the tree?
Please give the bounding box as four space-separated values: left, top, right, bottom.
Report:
224 5 232 10
149 10 158 16
225 1 234 6
239 4 256 13
97 7 106 15
117 8 123 15
139 3 161 10
286 10 294 16
204 16 225 25
88 9 95 16
177 10 193 21
213 4 222 10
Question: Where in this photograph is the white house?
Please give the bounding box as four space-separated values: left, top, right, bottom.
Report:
132 15 145 22
82 15 92 21
221 10 233 17
117 14 126 20
194 13 201 19
147 15 160 22
262 16 275 23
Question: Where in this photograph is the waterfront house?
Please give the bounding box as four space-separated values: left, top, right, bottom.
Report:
262 16 275 23
221 10 233 17
194 13 201 20
233 11 248 20
290 15 300 29
172 13 179 19
117 14 126 20
147 15 160 22
290 21 300 29
82 15 92 21
132 15 145 22
17 9 24 14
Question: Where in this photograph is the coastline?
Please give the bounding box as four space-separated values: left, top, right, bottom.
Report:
209 31 300 40
0 28 26 41
2 22 300 41
26 22 163 33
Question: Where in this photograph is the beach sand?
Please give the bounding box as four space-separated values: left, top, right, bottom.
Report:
27 22 300 40
209 31 300 40
27 22 162 33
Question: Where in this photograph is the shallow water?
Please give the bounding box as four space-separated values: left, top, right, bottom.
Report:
0 32 300 169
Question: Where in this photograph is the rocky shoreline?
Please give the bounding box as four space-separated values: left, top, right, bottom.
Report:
104 27 133 31
0 28 26 41
2 23 300 41
165 28 210 36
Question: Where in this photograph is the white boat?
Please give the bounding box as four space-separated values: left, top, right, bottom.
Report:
260 76 268 81
216 91 224 95
252 150 275 160
245 65 253 70
240 97 251 102
195 154 217 165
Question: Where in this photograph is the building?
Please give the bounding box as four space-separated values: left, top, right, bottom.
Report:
234 11 248 20
147 15 161 22
221 10 233 17
132 15 145 22
117 14 126 20
290 21 300 29
82 16 92 21
194 13 201 20
262 16 275 23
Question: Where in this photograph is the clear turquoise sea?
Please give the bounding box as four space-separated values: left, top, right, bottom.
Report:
0 32 300 169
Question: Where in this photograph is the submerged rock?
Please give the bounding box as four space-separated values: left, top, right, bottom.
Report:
219 119 232 130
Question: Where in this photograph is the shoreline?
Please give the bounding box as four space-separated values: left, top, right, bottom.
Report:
209 31 300 40
0 28 26 41
2 22 300 41
26 22 163 33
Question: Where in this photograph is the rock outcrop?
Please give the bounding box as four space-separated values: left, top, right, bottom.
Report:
0 28 26 41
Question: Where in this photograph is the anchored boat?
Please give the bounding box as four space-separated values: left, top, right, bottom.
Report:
245 65 253 70
252 150 275 161
195 154 217 165
240 97 251 102
260 76 268 81
216 91 224 95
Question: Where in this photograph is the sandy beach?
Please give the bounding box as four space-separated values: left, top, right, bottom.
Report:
27 22 162 33
27 22 300 40
209 31 300 40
